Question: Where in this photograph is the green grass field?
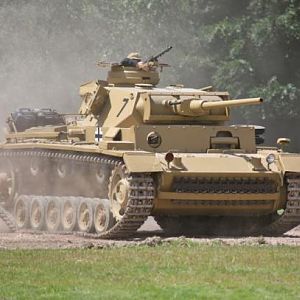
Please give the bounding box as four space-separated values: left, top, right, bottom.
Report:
0 242 299 300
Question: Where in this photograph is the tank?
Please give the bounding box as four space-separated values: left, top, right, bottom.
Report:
0 59 300 238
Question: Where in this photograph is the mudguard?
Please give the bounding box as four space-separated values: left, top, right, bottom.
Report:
279 153 300 173
123 152 162 173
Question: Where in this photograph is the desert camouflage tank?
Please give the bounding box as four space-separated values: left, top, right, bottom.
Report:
0 49 300 238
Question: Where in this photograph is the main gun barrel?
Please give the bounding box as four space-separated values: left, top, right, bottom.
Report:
190 97 263 113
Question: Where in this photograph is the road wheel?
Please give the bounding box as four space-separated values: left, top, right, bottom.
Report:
94 199 115 234
14 195 30 229
62 198 77 232
30 197 45 231
45 198 61 232
77 198 94 233
108 165 130 221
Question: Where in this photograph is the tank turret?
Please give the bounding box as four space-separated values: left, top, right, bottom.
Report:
78 80 263 130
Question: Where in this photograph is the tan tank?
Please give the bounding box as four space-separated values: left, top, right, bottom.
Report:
0 56 300 238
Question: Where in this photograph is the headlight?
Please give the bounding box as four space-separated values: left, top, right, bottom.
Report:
266 153 275 165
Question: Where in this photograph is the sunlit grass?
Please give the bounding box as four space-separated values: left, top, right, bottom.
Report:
0 242 299 299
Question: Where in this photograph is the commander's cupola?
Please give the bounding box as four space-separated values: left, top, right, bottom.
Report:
107 65 160 87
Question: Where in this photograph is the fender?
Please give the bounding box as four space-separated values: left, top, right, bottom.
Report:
279 153 300 173
123 152 162 173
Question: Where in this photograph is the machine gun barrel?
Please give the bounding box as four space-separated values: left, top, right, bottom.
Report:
146 46 173 62
190 97 263 112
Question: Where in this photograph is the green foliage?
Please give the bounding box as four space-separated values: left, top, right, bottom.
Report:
0 243 300 299
249 77 299 120
197 0 300 121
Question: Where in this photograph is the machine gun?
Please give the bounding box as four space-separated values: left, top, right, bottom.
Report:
97 46 173 69
145 46 173 63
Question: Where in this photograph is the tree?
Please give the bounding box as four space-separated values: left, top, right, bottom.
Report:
196 0 300 122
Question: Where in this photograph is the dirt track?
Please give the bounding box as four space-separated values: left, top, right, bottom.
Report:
0 217 300 249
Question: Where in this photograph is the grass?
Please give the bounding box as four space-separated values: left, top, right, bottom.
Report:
0 242 299 299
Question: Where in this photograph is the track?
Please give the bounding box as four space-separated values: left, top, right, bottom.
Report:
0 149 154 239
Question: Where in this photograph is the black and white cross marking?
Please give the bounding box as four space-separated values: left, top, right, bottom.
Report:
95 127 103 142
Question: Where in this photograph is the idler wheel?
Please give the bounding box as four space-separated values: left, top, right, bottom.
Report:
94 199 115 234
109 166 129 221
14 195 30 229
62 198 77 232
45 198 61 232
30 197 45 231
77 198 94 233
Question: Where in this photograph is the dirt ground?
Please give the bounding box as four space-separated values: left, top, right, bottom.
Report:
0 217 300 249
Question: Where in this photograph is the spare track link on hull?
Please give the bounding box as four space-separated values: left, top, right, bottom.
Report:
0 149 155 239
263 173 300 235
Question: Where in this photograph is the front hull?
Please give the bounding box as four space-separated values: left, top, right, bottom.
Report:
152 154 285 216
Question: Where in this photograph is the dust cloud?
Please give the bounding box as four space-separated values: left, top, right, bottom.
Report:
0 1 174 134
0 1 103 132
